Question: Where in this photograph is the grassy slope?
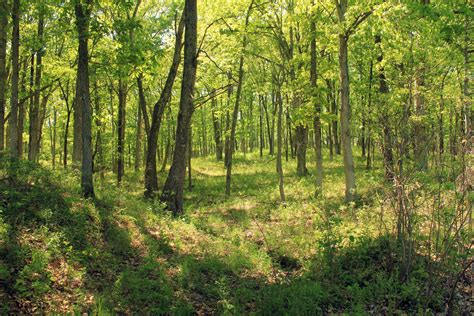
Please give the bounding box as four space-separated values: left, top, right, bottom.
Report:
0 152 469 314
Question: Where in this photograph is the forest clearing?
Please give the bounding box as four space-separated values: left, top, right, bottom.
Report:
0 0 472 314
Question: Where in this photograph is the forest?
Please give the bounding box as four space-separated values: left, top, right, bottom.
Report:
0 0 472 314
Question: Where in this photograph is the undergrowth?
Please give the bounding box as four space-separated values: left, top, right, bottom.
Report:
0 153 471 314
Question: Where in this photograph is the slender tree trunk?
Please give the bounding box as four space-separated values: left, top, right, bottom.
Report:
0 0 7 151
311 10 322 196
160 0 198 215
211 97 223 160
225 1 254 197
117 78 127 184
8 0 20 157
73 89 82 166
259 95 264 157
137 73 150 138
276 82 285 202
144 12 184 197
366 60 373 170
135 94 142 172
336 1 357 202
75 0 94 198
28 12 44 162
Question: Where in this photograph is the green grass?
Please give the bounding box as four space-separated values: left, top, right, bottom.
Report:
0 151 470 314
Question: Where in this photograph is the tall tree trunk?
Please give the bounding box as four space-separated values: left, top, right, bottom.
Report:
0 0 7 151
276 81 285 202
376 36 394 181
75 0 94 198
259 95 264 157
366 60 373 170
73 88 82 166
117 78 127 184
336 0 357 202
28 12 44 162
144 12 184 197
211 96 223 160
310 10 322 196
225 0 254 197
160 0 198 215
18 57 28 158
60 81 72 167
137 73 150 138
295 125 308 176
134 94 142 172
8 0 20 157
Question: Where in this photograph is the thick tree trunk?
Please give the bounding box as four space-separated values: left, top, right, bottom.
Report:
28 13 44 162
295 125 308 176
160 0 198 215
0 0 6 151
144 12 184 197
75 0 94 198
8 0 20 157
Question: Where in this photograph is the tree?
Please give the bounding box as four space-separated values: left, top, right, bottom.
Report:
74 0 94 198
0 0 7 151
28 6 45 162
334 0 372 202
310 2 323 196
9 0 20 157
160 0 198 215
225 0 254 197
144 12 184 198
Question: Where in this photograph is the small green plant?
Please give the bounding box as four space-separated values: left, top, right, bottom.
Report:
113 260 173 314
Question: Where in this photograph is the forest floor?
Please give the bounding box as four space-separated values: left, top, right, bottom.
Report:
0 152 472 314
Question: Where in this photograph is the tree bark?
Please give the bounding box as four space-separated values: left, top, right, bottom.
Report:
225 0 254 197
376 35 394 181
134 93 142 172
28 12 44 162
310 11 323 196
160 0 198 215
8 0 20 157
276 81 285 202
117 78 127 184
75 0 94 198
211 96 223 160
144 12 184 197
336 0 357 202
0 0 7 151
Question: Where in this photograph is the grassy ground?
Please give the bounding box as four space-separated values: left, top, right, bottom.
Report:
0 151 470 314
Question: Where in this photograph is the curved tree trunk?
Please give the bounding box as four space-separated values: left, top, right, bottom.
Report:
160 0 198 215
144 12 184 198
